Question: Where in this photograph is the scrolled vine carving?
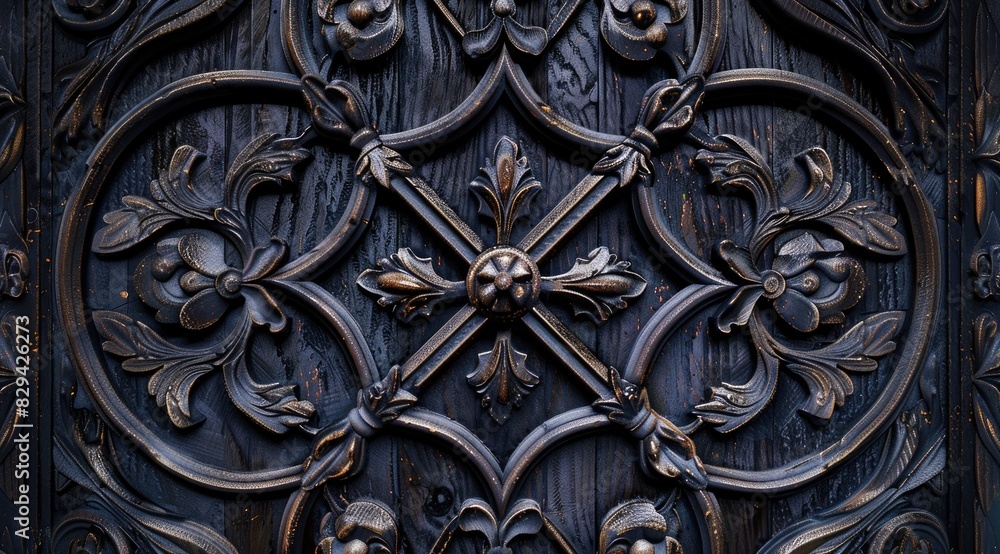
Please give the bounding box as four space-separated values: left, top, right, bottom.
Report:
757 410 945 553
751 0 945 167
53 0 245 147
53 403 239 554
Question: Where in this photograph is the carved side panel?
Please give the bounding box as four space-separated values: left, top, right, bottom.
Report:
0 0 961 551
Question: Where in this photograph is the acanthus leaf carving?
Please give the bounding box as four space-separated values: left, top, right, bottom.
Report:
774 311 904 423
973 312 1000 464
54 0 245 148
95 134 310 256
0 57 24 184
697 137 906 259
696 311 902 430
470 136 541 245
757 410 945 553
596 369 708 489
93 145 216 254
356 247 464 323
94 310 315 433
467 329 538 424
301 365 416 490
542 246 647 323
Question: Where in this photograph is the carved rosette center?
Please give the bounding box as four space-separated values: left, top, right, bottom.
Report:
466 245 540 319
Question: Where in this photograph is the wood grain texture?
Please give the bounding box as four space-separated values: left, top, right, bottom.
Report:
0 0 967 551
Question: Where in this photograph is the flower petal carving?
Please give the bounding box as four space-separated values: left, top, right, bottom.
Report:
595 369 708 489
94 311 315 433
302 366 416 490
357 247 464 323
467 330 539 424
542 246 646 323
470 136 541 244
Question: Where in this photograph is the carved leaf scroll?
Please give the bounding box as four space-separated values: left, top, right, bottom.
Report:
543 246 647 323
357 247 464 323
470 136 541 245
697 312 903 430
94 311 315 433
54 0 245 146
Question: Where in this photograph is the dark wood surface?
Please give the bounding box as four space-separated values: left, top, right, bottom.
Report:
0 0 981 551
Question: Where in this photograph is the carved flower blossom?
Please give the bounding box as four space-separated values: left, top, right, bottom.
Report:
715 232 865 334
135 230 289 332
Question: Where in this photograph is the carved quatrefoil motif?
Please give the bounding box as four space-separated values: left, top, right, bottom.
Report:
358 136 646 423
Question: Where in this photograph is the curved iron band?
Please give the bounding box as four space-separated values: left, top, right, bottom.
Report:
379 50 624 154
499 407 725 554
268 166 376 282
392 409 505 503
284 0 725 150
633 187 733 285
623 284 731 384
269 281 380 387
58 71 374 492
277 408 503 554
631 69 939 493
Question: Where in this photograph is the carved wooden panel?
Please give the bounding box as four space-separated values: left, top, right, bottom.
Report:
0 0 986 551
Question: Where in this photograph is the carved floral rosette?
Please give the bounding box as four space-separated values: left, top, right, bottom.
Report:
52 0 944 551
